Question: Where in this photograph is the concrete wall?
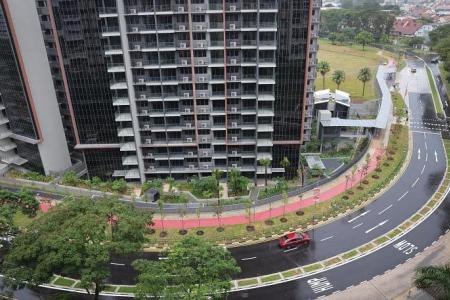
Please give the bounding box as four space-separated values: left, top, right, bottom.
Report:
5 0 72 174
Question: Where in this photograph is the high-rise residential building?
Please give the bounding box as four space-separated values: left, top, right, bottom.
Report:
0 0 319 183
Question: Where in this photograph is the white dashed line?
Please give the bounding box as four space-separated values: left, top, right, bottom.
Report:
347 210 370 223
352 222 364 229
421 165 425 175
411 177 420 188
241 256 257 261
283 248 298 253
378 204 393 215
320 236 334 242
110 262 125 266
398 191 408 202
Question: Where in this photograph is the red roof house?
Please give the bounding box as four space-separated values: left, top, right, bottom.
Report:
392 18 421 37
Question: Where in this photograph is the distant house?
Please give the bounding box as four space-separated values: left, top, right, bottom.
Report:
435 5 450 16
392 17 421 37
415 24 436 41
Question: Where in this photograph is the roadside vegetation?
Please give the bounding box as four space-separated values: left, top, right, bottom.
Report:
430 24 450 104
426 67 444 116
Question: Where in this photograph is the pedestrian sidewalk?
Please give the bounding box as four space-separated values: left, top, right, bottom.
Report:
153 133 389 229
325 230 450 300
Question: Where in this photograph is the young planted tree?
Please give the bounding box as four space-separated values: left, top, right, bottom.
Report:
345 174 350 191
157 199 165 232
214 200 224 227
259 158 272 187
179 200 188 231
355 30 374 51
195 207 201 228
133 237 240 300
245 200 253 224
357 67 373 97
317 61 331 89
282 191 289 217
414 264 450 299
280 156 290 179
211 168 223 200
2 197 150 300
166 176 175 195
331 70 346 89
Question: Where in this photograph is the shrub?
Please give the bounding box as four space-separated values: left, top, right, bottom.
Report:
191 176 219 199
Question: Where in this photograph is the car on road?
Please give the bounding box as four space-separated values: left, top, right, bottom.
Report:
430 58 439 64
279 232 311 249
411 68 417 73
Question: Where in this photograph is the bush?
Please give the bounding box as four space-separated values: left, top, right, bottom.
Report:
22 171 54 183
259 178 289 199
61 171 82 186
111 179 128 194
191 176 219 199
141 179 163 194
228 169 249 197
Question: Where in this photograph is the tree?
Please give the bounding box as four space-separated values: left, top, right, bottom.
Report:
415 264 450 299
317 61 331 89
179 200 188 231
350 165 358 188
245 200 253 224
259 158 271 187
111 179 128 194
2 197 150 300
195 207 201 227
157 199 165 231
282 191 289 217
214 200 224 227
227 168 249 196
280 157 290 178
345 174 350 191
166 176 175 195
329 32 338 45
331 70 346 89
356 31 374 51
357 67 372 96
211 168 223 200
133 237 240 300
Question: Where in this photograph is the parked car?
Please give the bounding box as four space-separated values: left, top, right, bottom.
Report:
279 232 311 249
430 57 439 64
411 68 417 73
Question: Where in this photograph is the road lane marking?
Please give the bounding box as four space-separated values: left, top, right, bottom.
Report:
435 150 438 163
320 236 334 242
352 222 363 229
347 210 370 223
241 256 257 261
110 262 125 266
420 165 425 175
411 177 419 188
398 191 408 201
378 204 393 215
417 148 421 160
158 257 168 260
424 141 428 150
365 220 388 234
308 277 334 294
283 248 298 253
426 153 428 162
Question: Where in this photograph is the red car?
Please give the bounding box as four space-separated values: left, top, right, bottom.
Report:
279 232 311 249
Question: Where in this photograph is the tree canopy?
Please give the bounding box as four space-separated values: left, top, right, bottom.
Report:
133 237 240 300
2 196 151 300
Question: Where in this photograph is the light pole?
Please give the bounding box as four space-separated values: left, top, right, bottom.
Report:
312 188 320 240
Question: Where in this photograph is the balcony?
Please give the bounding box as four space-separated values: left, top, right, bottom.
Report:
110 80 127 90
122 155 139 166
112 97 130 106
101 26 120 37
117 128 134 137
115 113 132 122
120 142 136 151
107 62 125 73
209 22 224 29
208 3 223 11
260 22 277 29
98 7 117 17
104 44 123 55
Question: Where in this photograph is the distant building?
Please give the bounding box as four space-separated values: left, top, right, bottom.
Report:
415 24 436 41
313 89 351 119
392 17 421 36
436 4 450 15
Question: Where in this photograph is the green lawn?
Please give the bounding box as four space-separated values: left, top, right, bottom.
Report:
439 64 450 105
317 39 389 102
426 67 443 115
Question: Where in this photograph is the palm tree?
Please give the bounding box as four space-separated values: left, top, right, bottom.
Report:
317 61 331 89
259 158 271 187
280 157 290 179
415 264 450 299
211 168 223 200
166 176 175 195
357 67 372 96
331 70 346 89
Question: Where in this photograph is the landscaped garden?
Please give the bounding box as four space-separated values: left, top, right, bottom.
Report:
317 39 391 102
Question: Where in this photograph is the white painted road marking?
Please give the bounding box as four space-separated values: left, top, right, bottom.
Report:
421 165 425 175
365 220 388 234
158 257 168 260
393 240 418 255
411 177 419 188
352 222 364 229
308 277 334 294
398 191 408 202
241 256 257 261
426 153 428 162
378 204 393 215
320 236 334 242
417 148 421 160
347 210 370 223
283 248 298 253
425 141 428 150
435 150 438 163
110 262 125 266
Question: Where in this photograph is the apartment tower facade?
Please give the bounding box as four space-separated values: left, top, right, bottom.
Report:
0 0 319 182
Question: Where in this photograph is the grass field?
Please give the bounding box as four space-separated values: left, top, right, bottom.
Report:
426 66 443 115
317 39 391 102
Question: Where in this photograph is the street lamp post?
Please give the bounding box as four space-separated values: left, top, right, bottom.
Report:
312 188 320 240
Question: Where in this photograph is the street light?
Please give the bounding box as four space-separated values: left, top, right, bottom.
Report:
312 188 320 240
